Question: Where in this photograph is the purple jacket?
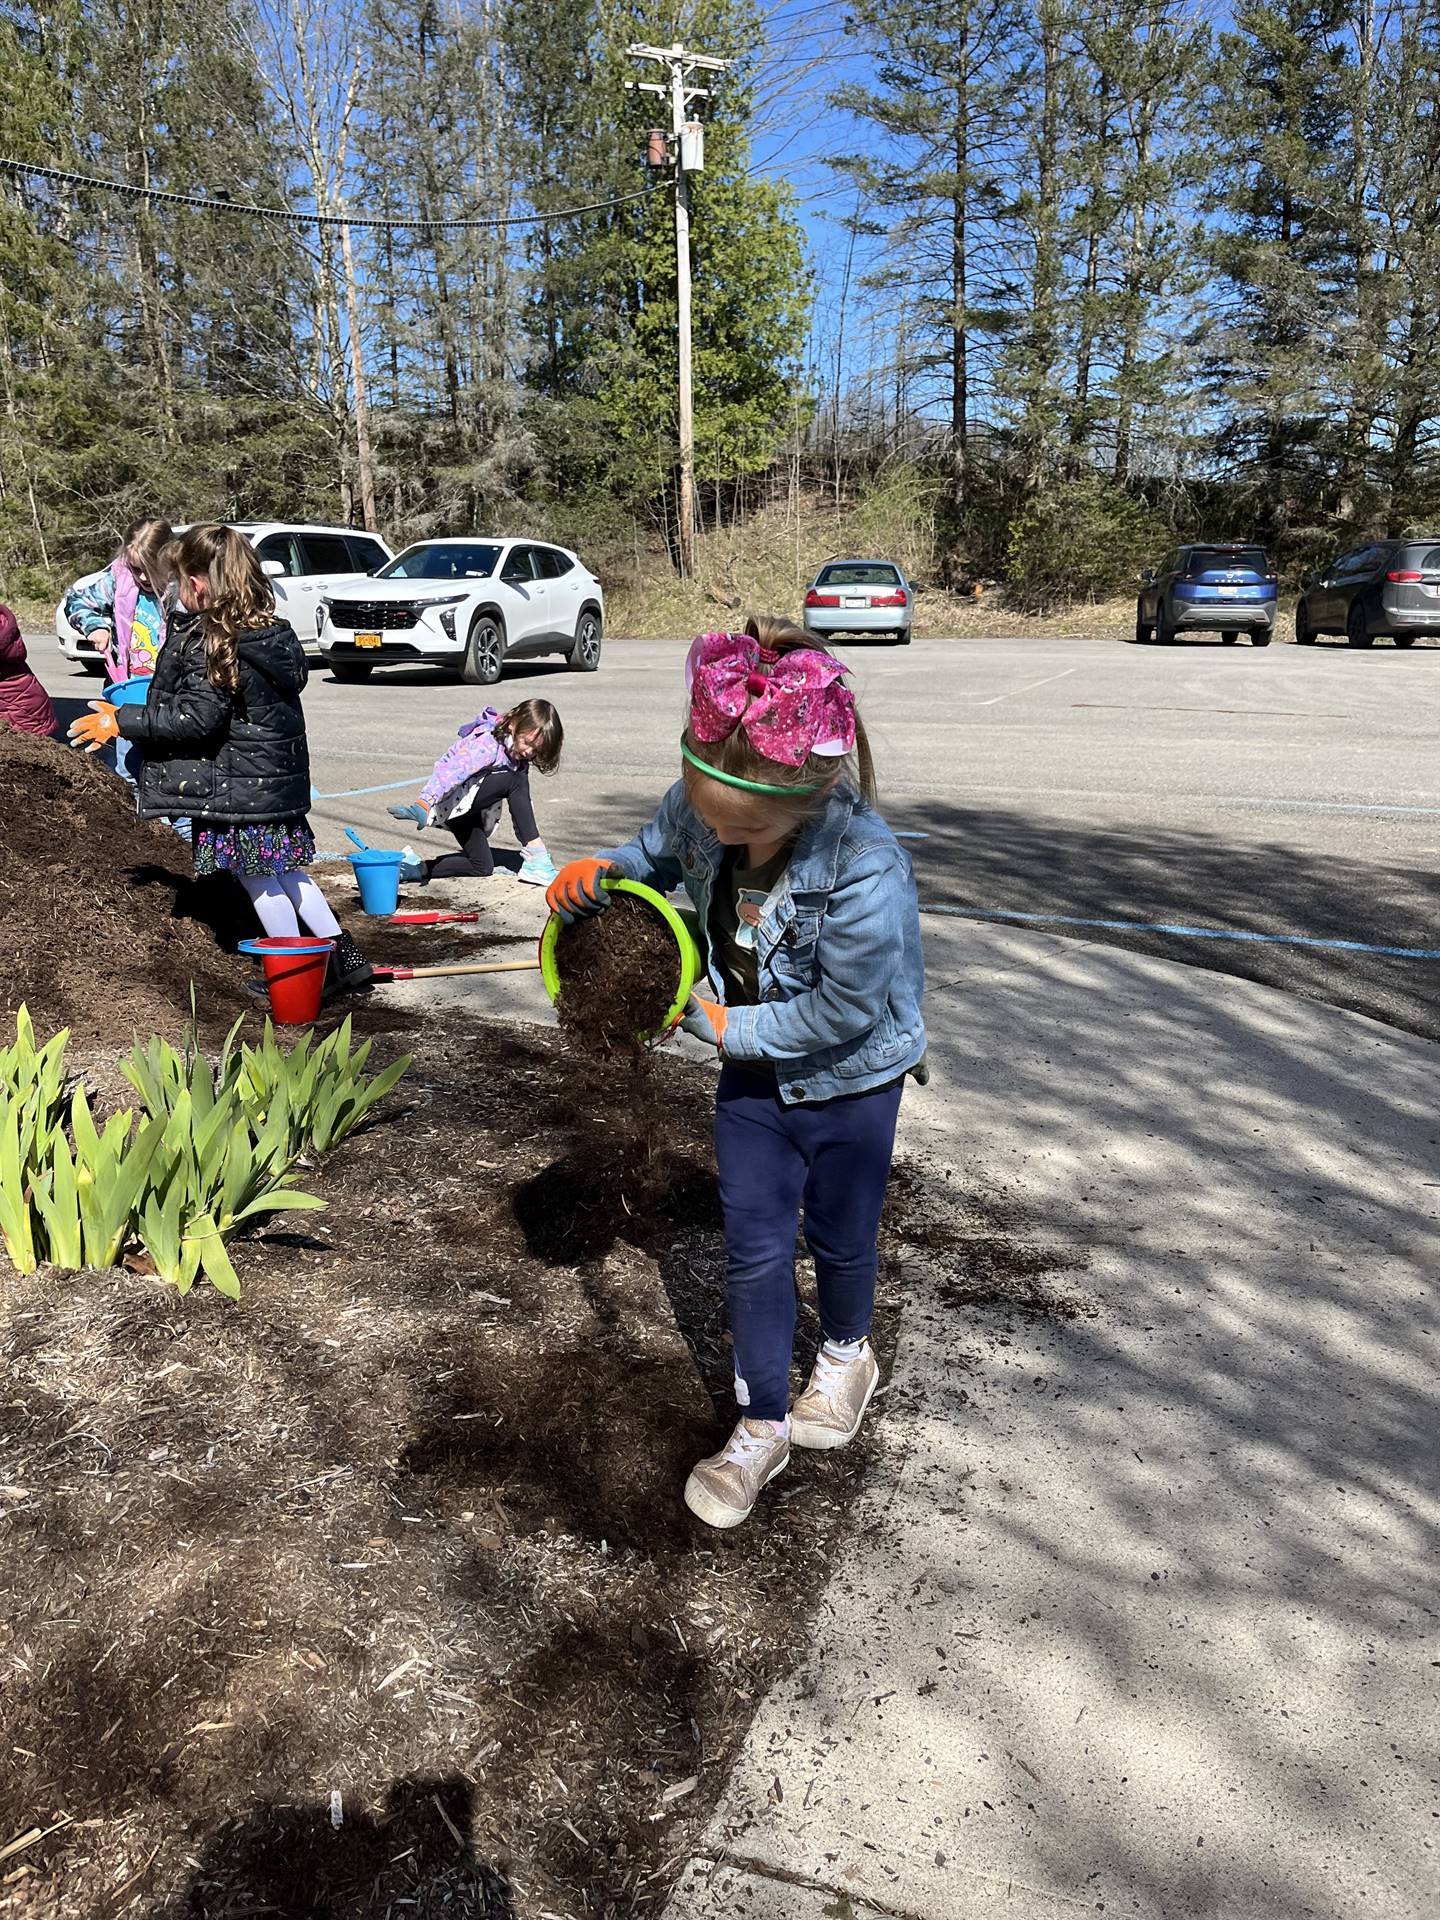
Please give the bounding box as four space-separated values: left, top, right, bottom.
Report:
419 708 517 812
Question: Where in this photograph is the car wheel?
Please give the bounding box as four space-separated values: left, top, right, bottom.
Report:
82 659 108 677
1221 630 1238 644
328 661 374 683
892 626 912 645
1393 635 1417 648
462 616 504 685
568 607 602 672
1157 609 1178 644
1295 601 1314 644
1135 606 1152 643
1250 630 1272 647
1345 601 1374 648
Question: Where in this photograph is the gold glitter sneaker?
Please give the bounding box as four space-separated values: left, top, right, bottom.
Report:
683 1417 790 1529
790 1340 879 1450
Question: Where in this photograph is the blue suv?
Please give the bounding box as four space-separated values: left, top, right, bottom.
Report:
1136 544 1277 646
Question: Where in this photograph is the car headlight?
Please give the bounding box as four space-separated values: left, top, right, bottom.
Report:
422 594 468 607
316 604 328 630
439 608 458 639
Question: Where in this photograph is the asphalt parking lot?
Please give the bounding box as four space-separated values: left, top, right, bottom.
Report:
33 632 1440 1045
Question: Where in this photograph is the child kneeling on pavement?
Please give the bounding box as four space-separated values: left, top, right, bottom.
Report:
388 699 562 886
70 525 373 998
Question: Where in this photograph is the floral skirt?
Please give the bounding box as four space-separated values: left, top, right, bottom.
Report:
192 817 316 878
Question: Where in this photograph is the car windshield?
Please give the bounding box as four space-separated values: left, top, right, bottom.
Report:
379 543 500 581
1185 548 1268 575
817 563 901 587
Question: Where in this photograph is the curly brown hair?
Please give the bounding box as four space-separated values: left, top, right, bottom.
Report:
172 525 277 693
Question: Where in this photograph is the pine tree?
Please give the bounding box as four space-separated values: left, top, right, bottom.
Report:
1208 0 1351 545
832 0 1026 522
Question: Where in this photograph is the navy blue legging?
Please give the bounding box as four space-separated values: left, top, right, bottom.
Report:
713 1063 904 1421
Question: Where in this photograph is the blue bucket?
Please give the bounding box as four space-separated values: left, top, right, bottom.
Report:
103 676 152 707
348 849 405 916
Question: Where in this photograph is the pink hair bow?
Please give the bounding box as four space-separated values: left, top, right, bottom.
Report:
684 631 856 767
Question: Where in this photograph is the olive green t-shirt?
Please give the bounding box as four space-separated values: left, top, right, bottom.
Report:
709 843 793 1007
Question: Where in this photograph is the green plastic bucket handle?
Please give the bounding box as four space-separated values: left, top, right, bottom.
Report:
539 876 702 1040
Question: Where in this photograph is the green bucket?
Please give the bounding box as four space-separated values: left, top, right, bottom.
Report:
539 877 702 1040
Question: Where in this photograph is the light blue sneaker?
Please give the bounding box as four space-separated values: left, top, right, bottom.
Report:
398 846 425 882
516 851 559 888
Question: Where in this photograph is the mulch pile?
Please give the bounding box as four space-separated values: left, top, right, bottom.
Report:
0 726 471 1056
0 1007 1080 1920
0 726 249 1047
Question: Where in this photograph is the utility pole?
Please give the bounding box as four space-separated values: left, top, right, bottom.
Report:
627 42 728 578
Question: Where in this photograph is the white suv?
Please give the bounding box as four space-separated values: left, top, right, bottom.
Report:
55 521 393 669
317 536 604 684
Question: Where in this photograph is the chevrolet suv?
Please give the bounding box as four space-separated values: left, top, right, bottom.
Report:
1294 538 1440 647
1136 545 1277 645
318 536 604 684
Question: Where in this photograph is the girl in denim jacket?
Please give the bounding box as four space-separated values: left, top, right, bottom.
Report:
547 616 925 1530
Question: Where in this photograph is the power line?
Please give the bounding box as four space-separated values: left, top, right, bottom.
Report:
0 157 653 232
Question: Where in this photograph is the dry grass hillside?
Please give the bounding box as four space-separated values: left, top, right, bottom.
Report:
602 494 1136 640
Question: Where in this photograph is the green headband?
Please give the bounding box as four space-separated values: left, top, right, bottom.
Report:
680 737 824 796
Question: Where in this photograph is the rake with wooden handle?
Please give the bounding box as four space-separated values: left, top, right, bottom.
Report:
372 958 544 983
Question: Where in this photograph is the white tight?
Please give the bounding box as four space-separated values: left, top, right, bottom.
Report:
239 872 343 940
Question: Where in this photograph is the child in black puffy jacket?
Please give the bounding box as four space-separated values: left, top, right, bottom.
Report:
70 525 372 996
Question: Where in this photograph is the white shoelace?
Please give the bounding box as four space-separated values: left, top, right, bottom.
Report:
721 1422 783 1466
808 1342 865 1396
808 1350 849 1395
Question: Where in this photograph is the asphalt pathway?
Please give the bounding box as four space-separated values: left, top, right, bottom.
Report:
31 631 1440 1042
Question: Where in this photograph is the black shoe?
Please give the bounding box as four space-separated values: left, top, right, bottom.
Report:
324 929 374 999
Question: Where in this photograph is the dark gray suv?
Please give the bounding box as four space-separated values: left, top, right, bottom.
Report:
1294 539 1440 648
1136 544 1277 645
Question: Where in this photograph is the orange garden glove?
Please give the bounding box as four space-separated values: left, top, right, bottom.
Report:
68 701 121 753
679 992 728 1048
545 856 615 921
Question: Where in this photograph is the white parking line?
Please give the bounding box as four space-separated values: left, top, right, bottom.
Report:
972 667 1078 707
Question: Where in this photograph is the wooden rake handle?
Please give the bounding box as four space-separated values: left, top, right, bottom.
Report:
373 958 544 983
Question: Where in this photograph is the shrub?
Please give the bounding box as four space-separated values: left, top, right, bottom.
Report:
1 1007 409 1298
1004 474 1170 612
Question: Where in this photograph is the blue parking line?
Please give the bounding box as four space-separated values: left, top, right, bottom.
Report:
919 904 1440 960
311 776 424 801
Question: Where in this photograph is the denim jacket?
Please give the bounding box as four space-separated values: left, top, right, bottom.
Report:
601 781 926 1106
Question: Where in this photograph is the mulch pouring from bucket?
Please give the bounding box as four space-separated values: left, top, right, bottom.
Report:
542 883 703 1221
544 882 699 1057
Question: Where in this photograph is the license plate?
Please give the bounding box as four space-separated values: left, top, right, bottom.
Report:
355 632 382 648
843 596 867 608
1217 585 1244 597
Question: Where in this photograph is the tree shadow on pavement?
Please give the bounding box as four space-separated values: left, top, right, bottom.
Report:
899 797 1440 1044
856 884 1439 1916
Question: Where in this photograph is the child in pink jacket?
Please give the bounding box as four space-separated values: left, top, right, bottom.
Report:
0 607 58 738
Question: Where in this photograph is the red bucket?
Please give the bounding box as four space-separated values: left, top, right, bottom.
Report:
238 936 335 1025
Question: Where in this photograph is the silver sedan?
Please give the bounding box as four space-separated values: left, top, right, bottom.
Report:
802 560 914 644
